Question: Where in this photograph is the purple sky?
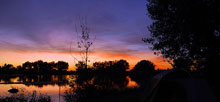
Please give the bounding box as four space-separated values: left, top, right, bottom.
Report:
0 0 170 69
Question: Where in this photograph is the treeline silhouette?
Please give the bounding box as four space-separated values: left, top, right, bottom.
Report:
76 59 129 74
0 59 156 75
0 60 69 74
75 59 157 77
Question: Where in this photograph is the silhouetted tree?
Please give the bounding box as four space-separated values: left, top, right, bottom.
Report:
56 61 69 72
0 60 70 74
16 65 22 73
71 17 95 70
48 61 56 69
92 61 115 71
34 60 44 73
22 61 32 71
171 57 193 70
0 64 14 74
91 60 129 73
112 59 129 72
75 61 86 72
144 0 220 70
92 62 105 70
131 60 155 72
2 64 14 69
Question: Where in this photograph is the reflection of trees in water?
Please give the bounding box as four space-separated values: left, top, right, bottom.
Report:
73 73 129 89
0 74 139 89
1 74 142 102
93 75 128 89
0 75 70 88
0 75 17 83
64 74 130 102
21 75 69 88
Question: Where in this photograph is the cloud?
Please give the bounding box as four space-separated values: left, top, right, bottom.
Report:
0 0 162 69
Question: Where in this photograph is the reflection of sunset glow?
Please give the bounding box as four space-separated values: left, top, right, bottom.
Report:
0 84 70 102
0 77 20 83
126 76 139 88
0 75 141 101
0 50 171 70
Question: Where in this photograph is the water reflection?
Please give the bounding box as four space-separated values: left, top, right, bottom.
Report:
73 74 130 89
0 75 70 87
126 76 139 88
63 73 141 102
0 75 138 88
0 75 139 102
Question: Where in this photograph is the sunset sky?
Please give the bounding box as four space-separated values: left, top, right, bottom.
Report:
0 0 171 70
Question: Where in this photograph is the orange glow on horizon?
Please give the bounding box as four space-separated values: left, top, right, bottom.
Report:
0 50 172 71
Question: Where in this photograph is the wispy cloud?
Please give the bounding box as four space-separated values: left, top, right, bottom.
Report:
0 0 170 69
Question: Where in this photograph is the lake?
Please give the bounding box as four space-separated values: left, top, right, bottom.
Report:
0 75 139 102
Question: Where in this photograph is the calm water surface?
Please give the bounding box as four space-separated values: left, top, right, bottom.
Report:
0 75 139 102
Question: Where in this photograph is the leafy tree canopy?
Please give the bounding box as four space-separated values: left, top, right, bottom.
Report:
145 0 220 69
131 60 155 72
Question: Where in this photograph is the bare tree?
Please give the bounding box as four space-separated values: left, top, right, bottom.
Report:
70 17 95 70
